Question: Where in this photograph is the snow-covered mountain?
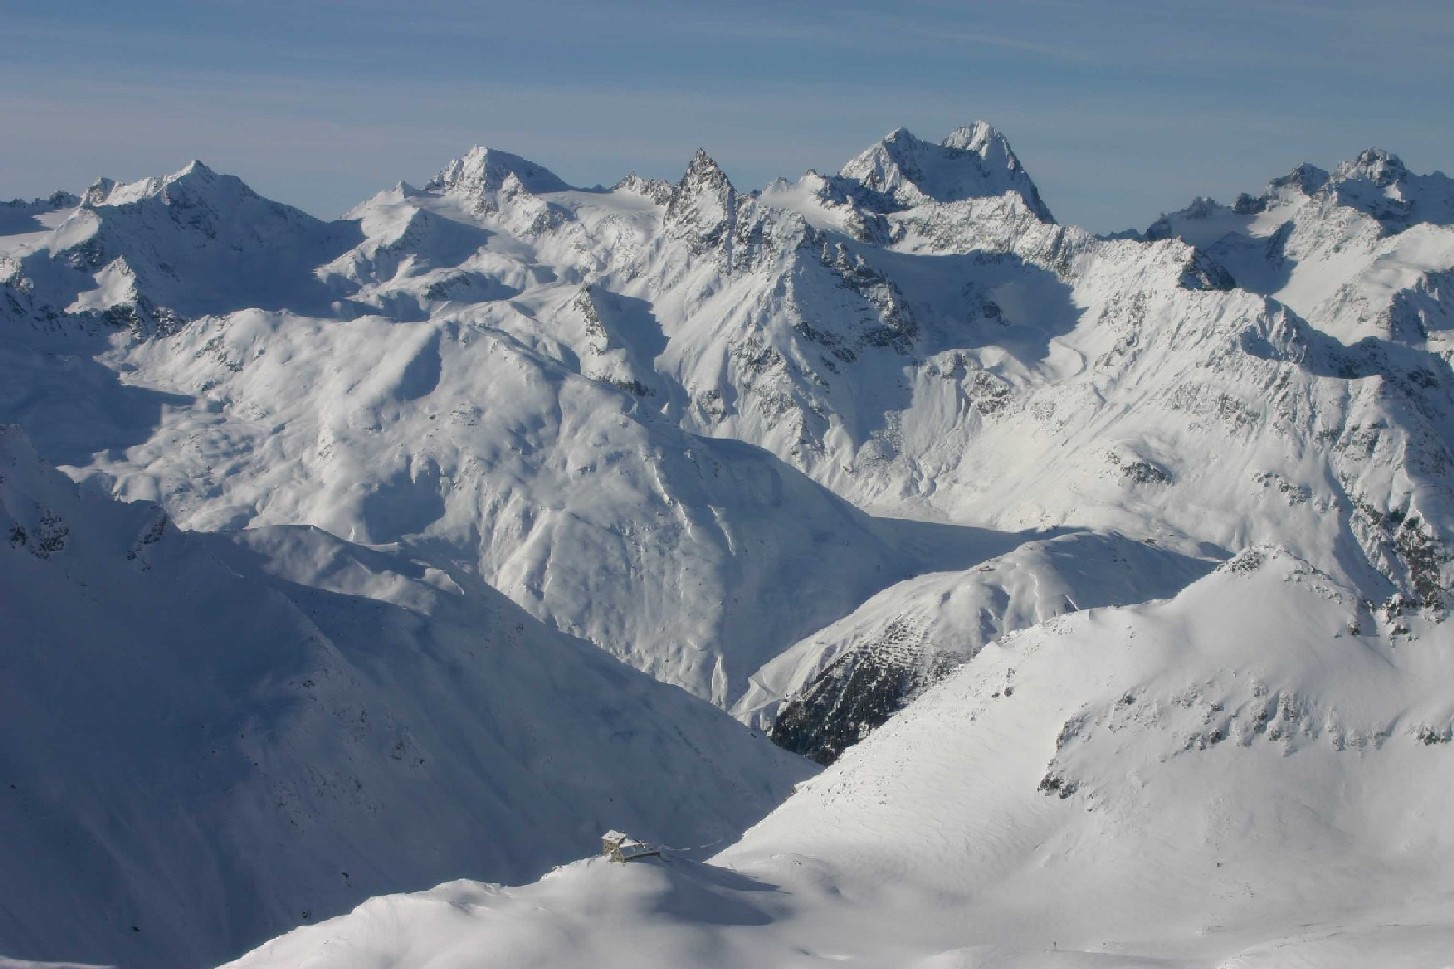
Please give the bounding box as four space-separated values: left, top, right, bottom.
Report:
1 163 356 342
5 123 1454 967
225 549 1454 968
0 425 806 968
2 155 1019 708
837 123 1054 217
11 127 1454 700
1146 148 1454 348
753 531 1215 763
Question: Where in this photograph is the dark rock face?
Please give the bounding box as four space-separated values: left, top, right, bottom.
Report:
770 638 956 765
665 149 739 260
771 651 918 765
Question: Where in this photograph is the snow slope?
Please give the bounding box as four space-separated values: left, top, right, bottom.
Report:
0 192 77 259
751 530 1216 762
73 307 1012 706
0 426 808 968
226 549 1454 969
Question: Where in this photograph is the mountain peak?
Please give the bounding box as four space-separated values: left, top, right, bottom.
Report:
611 173 674 204
426 146 571 202
665 148 738 255
1321 147 1454 231
76 159 259 211
681 148 733 189
157 160 224 196
81 176 118 207
940 121 999 152
838 122 1052 221
1333 147 1409 188
667 149 736 215
174 159 217 180
1268 161 1331 196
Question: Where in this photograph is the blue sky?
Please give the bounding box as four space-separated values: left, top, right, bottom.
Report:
4 0 1452 231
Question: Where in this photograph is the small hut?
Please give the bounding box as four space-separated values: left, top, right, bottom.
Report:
600 830 660 863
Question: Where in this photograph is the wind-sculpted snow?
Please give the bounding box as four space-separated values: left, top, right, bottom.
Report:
0 426 808 968
226 550 1454 968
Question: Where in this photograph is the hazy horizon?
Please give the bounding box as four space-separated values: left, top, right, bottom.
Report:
5 0 1452 232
